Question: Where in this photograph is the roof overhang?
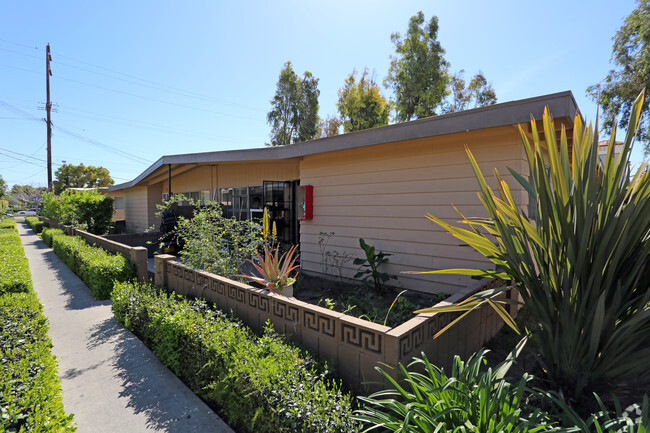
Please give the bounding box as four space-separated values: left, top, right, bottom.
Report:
110 90 579 191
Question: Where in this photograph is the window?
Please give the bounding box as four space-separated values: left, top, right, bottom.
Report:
219 186 263 220
220 182 298 244
162 190 211 206
114 196 124 210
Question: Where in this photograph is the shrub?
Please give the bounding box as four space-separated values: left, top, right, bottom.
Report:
0 218 32 295
355 348 553 432
155 197 262 278
418 91 650 408
25 215 45 233
112 281 359 433
52 235 135 299
40 191 61 220
1 217 16 229
52 235 87 274
41 227 65 247
0 292 76 431
41 189 114 234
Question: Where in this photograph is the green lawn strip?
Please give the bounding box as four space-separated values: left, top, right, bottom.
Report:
112 281 360 433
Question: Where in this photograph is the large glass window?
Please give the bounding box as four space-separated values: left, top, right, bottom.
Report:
220 182 297 243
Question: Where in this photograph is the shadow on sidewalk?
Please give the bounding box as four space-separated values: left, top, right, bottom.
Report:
87 317 214 433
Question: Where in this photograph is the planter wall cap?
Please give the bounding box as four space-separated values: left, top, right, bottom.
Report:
387 315 430 337
339 313 391 333
300 302 347 320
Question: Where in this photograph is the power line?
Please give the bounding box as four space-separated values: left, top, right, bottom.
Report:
0 99 44 122
0 150 43 168
56 105 257 145
52 124 152 165
0 147 46 162
54 74 264 122
0 38 266 113
0 99 152 166
0 62 264 123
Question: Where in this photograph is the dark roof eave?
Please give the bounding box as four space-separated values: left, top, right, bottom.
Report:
109 90 578 192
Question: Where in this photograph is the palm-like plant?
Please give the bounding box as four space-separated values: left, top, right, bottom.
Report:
417 90 650 406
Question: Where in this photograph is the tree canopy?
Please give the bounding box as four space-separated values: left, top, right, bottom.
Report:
337 69 390 133
0 175 6 200
267 61 320 146
9 184 46 209
385 11 449 122
53 163 114 194
317 115 341 138
588 0 650 153
443 70 497 113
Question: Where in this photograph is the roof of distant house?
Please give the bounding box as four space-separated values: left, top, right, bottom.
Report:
110 90 579 191
598 140 624 147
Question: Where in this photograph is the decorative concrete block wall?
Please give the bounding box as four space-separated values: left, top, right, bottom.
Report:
154 254 511 392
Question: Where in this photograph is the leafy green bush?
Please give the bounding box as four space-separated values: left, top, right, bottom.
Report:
41 189 114 234
0 292 76 431
40 191 61 220
1 217 16 229
52 235 135 299
52 235 87 274
25 215 45 233
355 347 552 432
41 227 65 248
155 197 262 278
112 281 358 432
0 218 32 295
418 91 650 409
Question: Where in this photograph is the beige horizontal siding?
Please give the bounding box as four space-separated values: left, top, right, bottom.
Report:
299 126 527 295
218 160 300 188
147 183 162 229
167 166 213 193
124 186 149 233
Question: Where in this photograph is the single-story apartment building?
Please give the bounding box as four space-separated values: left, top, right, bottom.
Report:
109 91 579 295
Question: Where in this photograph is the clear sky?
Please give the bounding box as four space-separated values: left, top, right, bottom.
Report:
0 0 644 188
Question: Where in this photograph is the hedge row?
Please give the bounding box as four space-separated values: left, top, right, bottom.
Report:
0 219 76 431
25 216 45 233
41 227 65 248
0 218 32 295
52 235 135 300
0 293 76 431
112 281 359 433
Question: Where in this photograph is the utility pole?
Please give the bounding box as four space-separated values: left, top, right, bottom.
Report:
46 44 53 191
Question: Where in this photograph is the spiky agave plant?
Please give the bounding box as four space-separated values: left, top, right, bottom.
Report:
416 90 650 406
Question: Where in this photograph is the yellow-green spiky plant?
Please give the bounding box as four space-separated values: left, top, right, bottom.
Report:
418 90 650 405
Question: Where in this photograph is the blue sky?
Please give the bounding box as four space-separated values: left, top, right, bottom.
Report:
0 0 644 188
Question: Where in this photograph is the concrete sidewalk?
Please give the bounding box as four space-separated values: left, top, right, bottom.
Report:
17 221 234 433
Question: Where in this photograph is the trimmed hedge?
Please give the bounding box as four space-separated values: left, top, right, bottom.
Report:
25 216 45 233
0 218 32 295
52 235 135 299
41 227 65 248
0 292 76 431
0 219 76 431
112 281 359 433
